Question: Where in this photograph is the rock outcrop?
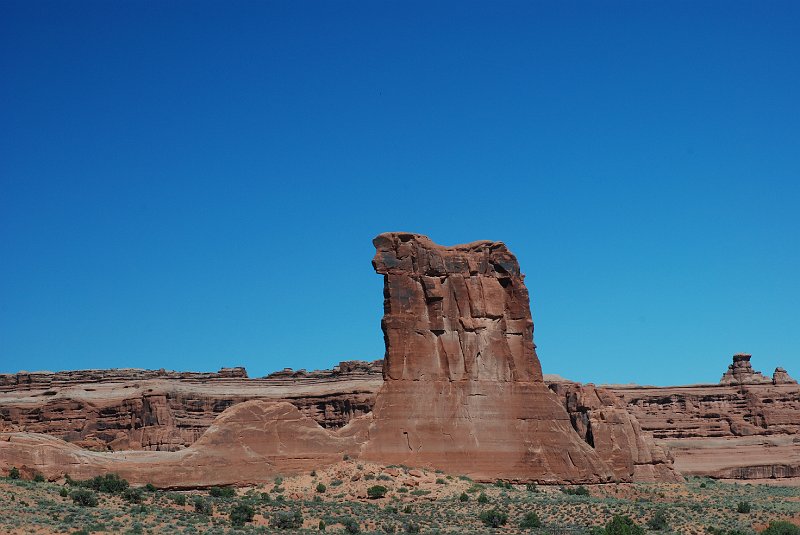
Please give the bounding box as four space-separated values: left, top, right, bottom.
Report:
719 354 772 386
360 232 679 483
0 400 367 487
0 362 381 451
608 355 800 480
548 381 678 482
774 367 797 385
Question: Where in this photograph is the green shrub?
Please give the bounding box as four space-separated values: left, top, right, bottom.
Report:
403 505 413 514
459 492 469 502
331 479 344 487
404 523 420 533
319 519 326 531
477 492 489 504
193 497 213 516
316 482 327 493
520 511 542 529
70 488 99 507
397 486 408 493
737 501 751 513
33 472 45 483
86 473 129 493
171 493 186 506
647 509 669 530
8 466 20 479
270 510 303 529
342 517 360 534
562 485 590 496
59 487 69 497
525 483 537 492
761 522 800 535
209 486 235 498
122 488 144 504
144 483 156 492
605 515 645 535
436 478 446 484
479 508 508 528
229 502 255 526
368 485 388 499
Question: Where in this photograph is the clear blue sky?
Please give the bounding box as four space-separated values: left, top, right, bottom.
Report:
1 2 798 385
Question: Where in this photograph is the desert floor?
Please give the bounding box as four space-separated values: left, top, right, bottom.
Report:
1 461 798 534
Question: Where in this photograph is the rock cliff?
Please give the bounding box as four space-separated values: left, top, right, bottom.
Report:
548 381 678 482
608 354 800 480
0 400 367 488
359 233 678 483
0 363 381 451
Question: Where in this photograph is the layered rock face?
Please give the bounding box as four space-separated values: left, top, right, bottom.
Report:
360 233 678 483
0 400 367 488
774 367 798 385
720 354 772 386
609 355 800 480
0 363 381 451
548 381 678 482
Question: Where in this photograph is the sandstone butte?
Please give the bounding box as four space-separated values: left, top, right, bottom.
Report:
0 233 796 487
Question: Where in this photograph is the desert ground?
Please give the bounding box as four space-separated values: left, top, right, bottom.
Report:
2 461 798 535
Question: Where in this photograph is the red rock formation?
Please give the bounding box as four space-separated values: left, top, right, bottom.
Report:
0 400 367 487
774 367 797 385
0 232 685 486
608 356 800 480
548 381 679 482
0 363 381 451
360 232 678 483
720 354 772 386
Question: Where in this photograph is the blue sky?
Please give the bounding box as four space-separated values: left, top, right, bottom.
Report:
1 1 798 385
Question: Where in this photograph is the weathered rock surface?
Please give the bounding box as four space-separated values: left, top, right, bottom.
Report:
548 381 679 482
0 363 381 451
720 354 772 386
774 367 798 385
359 232 678 483
607 356 800 480
0 400 367 487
